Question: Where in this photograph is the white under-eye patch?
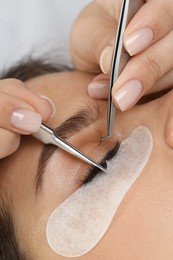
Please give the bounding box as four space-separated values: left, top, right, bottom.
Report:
46 126 153 257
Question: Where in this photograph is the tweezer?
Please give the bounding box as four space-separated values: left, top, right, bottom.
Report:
104 0 143 139
33 123 107 172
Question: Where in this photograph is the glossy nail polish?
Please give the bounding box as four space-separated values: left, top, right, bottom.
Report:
114 80 142 111
11 109 42 133
124 27 154 56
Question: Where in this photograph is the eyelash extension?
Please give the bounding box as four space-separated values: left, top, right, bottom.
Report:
81 143 120 185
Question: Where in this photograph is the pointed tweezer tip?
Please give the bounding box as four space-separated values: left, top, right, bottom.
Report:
97 164 107 173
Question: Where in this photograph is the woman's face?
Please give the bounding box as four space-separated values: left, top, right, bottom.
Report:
1 70 173 259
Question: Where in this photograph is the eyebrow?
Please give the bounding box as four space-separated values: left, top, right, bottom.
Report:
34 102 99 196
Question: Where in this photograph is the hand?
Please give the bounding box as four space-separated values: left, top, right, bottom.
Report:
0 79 55 158
71 0 173 111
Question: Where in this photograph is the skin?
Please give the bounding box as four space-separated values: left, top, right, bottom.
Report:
0 70 173 259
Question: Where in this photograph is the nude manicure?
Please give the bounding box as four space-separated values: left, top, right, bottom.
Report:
11 109 42 133
114 80 142 111
100 46 113 75
88 81 109 99
36 93 56 118
124 27 154 56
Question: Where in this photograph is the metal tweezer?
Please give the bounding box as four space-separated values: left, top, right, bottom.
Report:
33 123 107 172
104 0 143 139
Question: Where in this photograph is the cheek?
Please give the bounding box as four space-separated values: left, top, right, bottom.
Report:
42 152 82 208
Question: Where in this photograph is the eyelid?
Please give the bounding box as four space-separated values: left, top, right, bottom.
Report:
80 143 120 185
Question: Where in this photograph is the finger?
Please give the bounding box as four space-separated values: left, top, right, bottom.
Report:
0 91 43 134
112 30 173 111
0 79 55 121
0 129 20 159
124 0 173 56
88 73 109 99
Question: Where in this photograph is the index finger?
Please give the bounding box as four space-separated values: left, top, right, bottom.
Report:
124 0 173 56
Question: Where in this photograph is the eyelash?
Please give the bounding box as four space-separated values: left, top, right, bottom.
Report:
81 143 120 185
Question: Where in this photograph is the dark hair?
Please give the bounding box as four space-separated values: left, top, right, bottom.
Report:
2 58 71 81
0 58 70 259
0 196 26 260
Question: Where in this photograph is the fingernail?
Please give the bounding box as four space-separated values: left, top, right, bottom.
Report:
88 81 109 99
124 27 154 56
100 46 113 75
36 93 56 117
11 109 42 133
114 80 142 111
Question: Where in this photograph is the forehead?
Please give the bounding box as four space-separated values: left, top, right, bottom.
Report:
25 71 94 126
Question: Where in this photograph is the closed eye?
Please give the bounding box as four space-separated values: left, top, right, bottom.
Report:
80 143 120 185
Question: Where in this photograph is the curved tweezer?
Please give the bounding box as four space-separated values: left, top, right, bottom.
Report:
33 123 107 172
103 0 143 139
